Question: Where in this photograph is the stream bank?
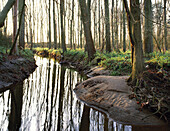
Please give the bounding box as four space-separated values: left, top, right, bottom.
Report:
35 49 170 127
0 53 37 93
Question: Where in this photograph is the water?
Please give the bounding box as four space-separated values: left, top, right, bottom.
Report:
0 56 168 131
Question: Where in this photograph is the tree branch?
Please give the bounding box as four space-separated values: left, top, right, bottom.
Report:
0 0 16 28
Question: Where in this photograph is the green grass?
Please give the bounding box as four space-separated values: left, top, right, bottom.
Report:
34 48 169 76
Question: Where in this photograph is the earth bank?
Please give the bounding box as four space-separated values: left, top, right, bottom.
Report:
0 54 37 93
35 49 170 126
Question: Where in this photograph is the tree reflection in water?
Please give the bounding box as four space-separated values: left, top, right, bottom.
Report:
1 56 156 131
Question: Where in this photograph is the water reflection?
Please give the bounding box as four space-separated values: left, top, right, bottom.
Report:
0 56 167 131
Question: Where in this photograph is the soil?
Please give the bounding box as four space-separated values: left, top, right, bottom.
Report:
35 50 170 126
74 76 168 125
0 53 37 93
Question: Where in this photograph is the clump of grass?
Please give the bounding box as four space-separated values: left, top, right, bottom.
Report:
145 51 170 68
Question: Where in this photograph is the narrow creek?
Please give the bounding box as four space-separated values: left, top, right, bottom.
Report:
0 56 168 131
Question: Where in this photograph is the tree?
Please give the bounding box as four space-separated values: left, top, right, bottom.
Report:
115 0 118 50
144 0 153 54
123 4 126 52
98 0 101 49
164 0 168 50
19 0 25 49
60 0 67 53
105 0 111 52
9 0 25 55
11 0 18 54
79 0 96 60
123 0 144 84
111 0 115 50
48 0 51 49
53 0 57 49
70 0 74 49
87 0 91 28
0 0 16 28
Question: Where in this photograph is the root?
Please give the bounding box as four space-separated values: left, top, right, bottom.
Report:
142 97 163 120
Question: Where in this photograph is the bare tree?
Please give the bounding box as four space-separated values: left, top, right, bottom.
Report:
144 0 153 54
105 0 111 52
78 0 96 60
111 0 115 50
53 0 57 49
123 0 144 84
164 0 168 50
11 0 18 54
70 0 74 49
48 0 51 49
0 0 16 28
19 0 25 49
123 4 126 52
60 0 67 52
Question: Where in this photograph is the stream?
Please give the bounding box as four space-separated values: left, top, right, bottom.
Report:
0 56 167 131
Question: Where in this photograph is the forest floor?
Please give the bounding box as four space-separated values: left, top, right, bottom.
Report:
35 49 170 125
0 51 37 93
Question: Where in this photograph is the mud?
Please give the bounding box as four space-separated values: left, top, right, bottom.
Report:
0 57 37 93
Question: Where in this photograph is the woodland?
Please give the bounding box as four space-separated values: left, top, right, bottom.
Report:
0 0 169 125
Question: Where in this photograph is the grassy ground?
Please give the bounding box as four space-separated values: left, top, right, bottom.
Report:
34 48 169 76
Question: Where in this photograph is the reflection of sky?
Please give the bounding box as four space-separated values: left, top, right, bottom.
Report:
0 56 132 131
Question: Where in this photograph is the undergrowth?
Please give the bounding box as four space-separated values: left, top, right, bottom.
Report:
35 48 169 76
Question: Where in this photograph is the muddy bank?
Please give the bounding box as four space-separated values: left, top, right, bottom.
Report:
35 49 170 126
0 57 37 93
35 49 111 77
74 76 167 126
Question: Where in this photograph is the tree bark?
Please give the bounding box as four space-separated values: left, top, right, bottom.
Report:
105 0 111 52
87 0 91 28
123 0 144 84
19 0 25 49
53 0 57 49
78 0 96 60
11 0 18 55
111 0 115 50
164 0 168 50
0 0 16 28
123 4 126 52
115 0 118 50
70 0 74 49
60 0 67 53
48 0 51 49
98 0 101 49
9 1 25 55
144 0 153 54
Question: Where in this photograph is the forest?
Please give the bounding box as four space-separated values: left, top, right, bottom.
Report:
0 0 169 130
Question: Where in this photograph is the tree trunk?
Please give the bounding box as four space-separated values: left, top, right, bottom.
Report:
98 0 101 49
111 0 115 50
115 0 118 50
123 0 144 84
0 0 16 28
60 0 67 53
87 0 91 28
105 0 111 52
144 0 153 54
12 0 18 54
57 3 61 48
164 0 168 50
48 0 51 49
78 0 96 60
80 19 83 49
9 0 24 55
19 0 25 49
120 6 123 49
70 0 74 49
53 0 57 49
123 4 126 52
